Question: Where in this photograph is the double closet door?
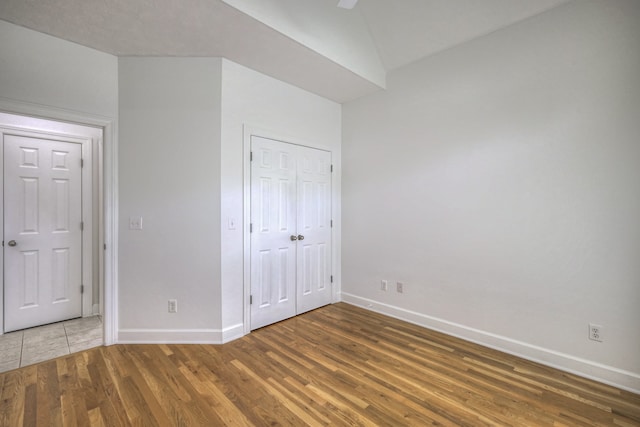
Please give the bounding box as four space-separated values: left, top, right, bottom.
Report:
250 136 332 330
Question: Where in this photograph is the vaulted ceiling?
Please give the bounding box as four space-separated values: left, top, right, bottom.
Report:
0 0 571 103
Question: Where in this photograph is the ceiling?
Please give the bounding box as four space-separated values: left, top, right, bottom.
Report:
0 0 571 103
359 0 571 71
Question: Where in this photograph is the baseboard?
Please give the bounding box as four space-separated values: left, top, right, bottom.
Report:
340 292 640 394
221 323 245 343
118 323 245 345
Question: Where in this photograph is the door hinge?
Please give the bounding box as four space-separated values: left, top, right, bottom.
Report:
81 285 84 294
250 295 253 305
330 220 333 228
330 275 334 283
104 243 107 250
81 158 84 168
250 151 253 161
330 164 334 173
250 223 253 233
80 222 84 231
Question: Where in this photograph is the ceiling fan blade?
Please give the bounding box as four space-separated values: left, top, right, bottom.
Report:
337 0 358 10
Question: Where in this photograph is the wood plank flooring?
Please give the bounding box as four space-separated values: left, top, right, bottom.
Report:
1 303 639 426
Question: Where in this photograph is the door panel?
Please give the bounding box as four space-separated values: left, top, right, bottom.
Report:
296 146 332 314
250 137 297 330
250 136 332 329
4 134 82 332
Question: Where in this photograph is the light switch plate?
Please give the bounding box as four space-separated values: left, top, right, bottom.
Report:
129 216 143 230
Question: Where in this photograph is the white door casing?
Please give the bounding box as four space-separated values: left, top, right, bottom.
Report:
0 105 113 344
4 135 83 331
250 136 332 330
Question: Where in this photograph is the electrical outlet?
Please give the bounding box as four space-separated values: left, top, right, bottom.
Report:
589 323 603 342
168 299 178 313
381 280 388 291
396 282 404 293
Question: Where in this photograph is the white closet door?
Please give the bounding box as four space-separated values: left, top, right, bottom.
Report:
296 146 332 314
250 136 298 330
250 136 332 330
4 134 83 332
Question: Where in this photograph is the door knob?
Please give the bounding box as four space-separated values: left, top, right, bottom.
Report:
290 235 298 241
297 235 304 241
7 240 17 247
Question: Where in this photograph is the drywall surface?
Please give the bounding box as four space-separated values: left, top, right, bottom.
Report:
358 0 570 71
342 0 640 391
118 58 223 341
222 0 385 89
220 59 341 336
0 20 117 117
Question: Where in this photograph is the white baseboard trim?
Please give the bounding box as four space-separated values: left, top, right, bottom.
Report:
340 292 640 394
118 324 245 345
221 323 245 343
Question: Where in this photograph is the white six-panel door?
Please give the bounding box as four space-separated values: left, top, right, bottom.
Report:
4 134 83 332
296 146 332 314
250 137 298 329
250 136 332 330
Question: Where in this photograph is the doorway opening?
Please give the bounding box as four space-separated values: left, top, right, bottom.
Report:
0 111 105 367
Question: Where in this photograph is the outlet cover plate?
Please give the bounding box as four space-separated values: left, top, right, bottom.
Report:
589 323 603 342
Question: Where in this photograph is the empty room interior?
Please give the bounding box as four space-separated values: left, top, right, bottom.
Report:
0 0 639 425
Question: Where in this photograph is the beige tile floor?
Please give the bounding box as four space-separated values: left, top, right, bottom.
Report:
0 315 102 373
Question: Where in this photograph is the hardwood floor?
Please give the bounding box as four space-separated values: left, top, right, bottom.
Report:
1 303 638 426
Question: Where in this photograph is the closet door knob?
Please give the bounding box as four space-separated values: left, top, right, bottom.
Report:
290 235 298 241
7 240 17 247
297 235 304 241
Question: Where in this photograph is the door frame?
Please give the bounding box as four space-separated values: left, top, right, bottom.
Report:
242 125 337 335
0 98 117 345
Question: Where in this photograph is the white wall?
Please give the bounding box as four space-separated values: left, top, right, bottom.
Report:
118 58 223 342
0 20 117 118
220 59 341 338
342 0 640 392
